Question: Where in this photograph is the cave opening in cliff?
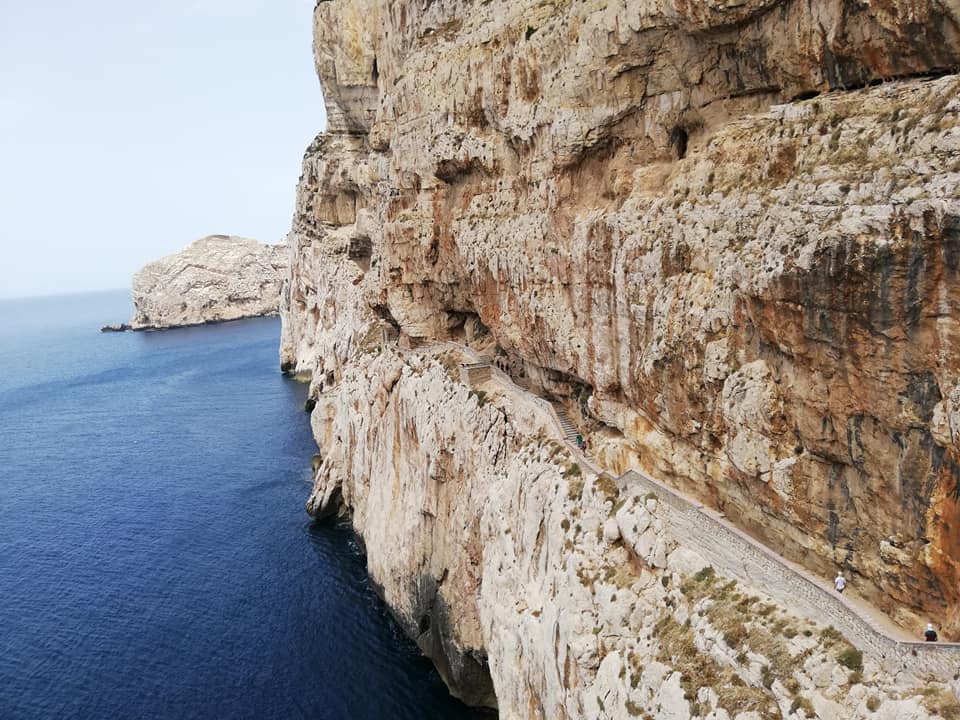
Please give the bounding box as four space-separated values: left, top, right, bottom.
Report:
348 235 373 272
372 303 401 333
669 126 689 160
445 311 491 347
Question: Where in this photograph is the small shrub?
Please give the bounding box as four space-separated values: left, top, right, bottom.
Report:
761 664 774 689
866 695 880 712
723 623 748 649
920 688 960 720
694 566 716 583
437 351 460 382
682 566 717 596
716 675 773 718
654 616 723 707
837 647 863 673
595 474 619 502
820 626 843 646
849 671 863 685
790 696 815 717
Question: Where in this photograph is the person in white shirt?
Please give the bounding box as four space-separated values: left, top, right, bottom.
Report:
834 571 846 593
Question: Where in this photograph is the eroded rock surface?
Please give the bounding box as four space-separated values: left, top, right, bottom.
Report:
308 346 959 718
281 0 960 710
131 235 287 329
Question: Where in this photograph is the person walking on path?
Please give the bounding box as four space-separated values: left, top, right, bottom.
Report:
834 571 846 593
925 623 938 642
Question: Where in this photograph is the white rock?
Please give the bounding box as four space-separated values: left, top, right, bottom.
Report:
603 518 621 544
652 671 689 720
131 235 287 329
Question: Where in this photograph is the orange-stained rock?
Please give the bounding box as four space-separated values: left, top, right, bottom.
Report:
280 0 960 704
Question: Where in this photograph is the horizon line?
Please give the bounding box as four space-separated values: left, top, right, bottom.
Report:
0 287 131 302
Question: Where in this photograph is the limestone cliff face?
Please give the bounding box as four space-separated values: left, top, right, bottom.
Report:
306 346 959 718
284 0 960 631
281 0 960 711
132 235 287 330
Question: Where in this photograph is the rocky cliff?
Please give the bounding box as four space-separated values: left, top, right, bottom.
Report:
280 0 960 714
307 347 960 718
131 235 287 330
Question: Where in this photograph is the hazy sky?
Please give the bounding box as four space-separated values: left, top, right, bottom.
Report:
0 1 326 299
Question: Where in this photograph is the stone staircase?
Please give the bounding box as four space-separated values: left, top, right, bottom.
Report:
550 401 579 443
460 362 492 386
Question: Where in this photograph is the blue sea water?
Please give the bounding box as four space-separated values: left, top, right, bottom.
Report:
0 291 489 720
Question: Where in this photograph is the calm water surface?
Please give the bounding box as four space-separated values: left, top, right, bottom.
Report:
0 291 488 720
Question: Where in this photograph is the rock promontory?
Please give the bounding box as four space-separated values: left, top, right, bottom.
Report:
130 235 287 330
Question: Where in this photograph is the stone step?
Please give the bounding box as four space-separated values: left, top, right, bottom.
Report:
550 402 581 442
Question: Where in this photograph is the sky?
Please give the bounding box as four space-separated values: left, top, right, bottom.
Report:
0 1 326 299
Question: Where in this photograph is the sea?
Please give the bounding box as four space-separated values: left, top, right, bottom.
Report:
0 290 490 720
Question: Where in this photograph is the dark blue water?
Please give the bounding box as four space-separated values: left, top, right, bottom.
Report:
0 291 488 720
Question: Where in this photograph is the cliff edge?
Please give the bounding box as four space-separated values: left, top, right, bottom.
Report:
131 235 287 330
280 0 960 715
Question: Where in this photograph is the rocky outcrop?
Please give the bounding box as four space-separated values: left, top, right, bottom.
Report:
131 235 287 330
100 323 131 333
281 0 960 712
308 345 960 717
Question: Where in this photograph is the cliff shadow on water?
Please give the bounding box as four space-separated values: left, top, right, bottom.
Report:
304 516 498 719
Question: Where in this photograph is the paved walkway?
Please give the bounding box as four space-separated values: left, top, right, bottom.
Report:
408 341 960 667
